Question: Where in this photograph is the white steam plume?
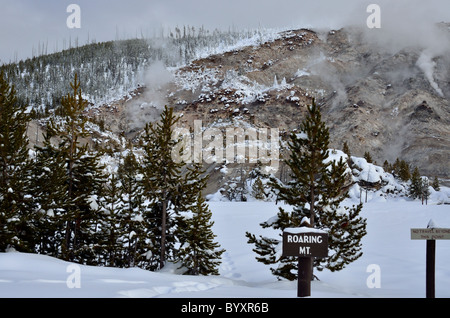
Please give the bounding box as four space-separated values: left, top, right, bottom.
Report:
416 50 444 97
126 61 174 130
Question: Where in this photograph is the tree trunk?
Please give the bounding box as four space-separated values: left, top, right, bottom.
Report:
310 185 315 227
160 199 167 269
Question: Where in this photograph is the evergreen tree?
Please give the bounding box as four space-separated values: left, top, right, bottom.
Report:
32 120 68 257
140 107 209 270
69 149 105 264
342 141 351 158
176 194 225 275
96 174 122 266
342 141 353 168
140 107 182 270
364 151 373 163
252 177 266 201
409 167 422 199
140 106 185 270
432 176 440 191
392 158 401 177
249 162 272 201
51 74 106 263
383 160 391 173
0 71 35 252
117 150 147 268
421 177 431 205
398 160 411 182
246 99 366 280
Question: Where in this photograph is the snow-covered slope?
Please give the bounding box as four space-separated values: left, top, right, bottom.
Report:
1 194 449 299
164 26 450 181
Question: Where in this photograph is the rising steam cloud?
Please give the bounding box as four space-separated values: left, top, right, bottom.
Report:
416 51 444 97
126 61 174 130
358 0 450 98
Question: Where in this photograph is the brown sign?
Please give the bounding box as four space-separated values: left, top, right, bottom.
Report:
411 228 450 240
411 222 450 298
282 228 328 258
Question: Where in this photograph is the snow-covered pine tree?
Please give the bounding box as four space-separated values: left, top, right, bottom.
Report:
32 120 69 257
392 158 401 177
178 163 209 213
421 177 430 205
51 74 106 263
246 98 366 280
248 162 272 201
117 150 147 268
176 193 225 275
342 141 354 168
140 107 210 271
0 71 35 252
95 174 122 266
383 160 391 174
252 177 266 201
432 176 440 192
409 167 422 199
140 106 185 270
398 160 411 182
70 148 106 264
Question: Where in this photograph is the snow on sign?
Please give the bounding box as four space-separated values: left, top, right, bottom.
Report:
282 227 328 258
411 228 450 240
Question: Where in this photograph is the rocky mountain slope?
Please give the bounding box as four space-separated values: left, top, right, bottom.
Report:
46 25 449 189
117 26 448 181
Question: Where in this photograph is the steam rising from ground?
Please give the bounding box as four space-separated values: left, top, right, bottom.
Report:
126 61 174 130
310 2 450 107
416 51 444 97
358 1 450 97
122 1 450 129
366 23 449 97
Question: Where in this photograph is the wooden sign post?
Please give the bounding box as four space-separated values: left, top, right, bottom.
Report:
283 228 328 297
411 220 450 298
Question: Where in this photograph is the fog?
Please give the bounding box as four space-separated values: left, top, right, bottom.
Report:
2 0 450 64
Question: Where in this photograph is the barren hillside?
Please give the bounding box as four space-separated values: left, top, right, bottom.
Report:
92 26 450 186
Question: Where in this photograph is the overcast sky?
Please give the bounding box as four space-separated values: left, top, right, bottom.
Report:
1 0 450 64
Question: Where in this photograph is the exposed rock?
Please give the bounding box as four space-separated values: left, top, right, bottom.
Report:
100 26 450 183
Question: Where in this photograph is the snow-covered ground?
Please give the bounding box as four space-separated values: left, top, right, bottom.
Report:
1 195 449 299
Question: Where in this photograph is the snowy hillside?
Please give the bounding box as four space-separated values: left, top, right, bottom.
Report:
1 192 449 300
0 28 283 113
